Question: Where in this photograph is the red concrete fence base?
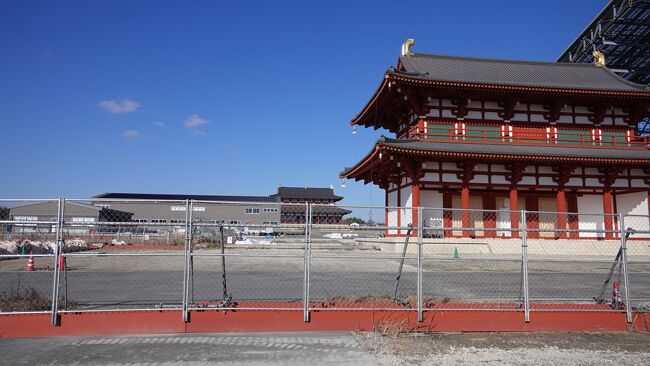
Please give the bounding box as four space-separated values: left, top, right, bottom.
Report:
1 309 649 338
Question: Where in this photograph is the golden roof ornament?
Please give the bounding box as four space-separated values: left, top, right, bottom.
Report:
401 39 415 56
593 50 606 67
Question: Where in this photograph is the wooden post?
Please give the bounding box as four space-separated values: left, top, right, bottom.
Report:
556 189 567 239
443 191 452 238
483 194 496 238
411 183 420 237
603 189 613 239
526 195 539 239
567 194 579 239
461 185 470 238
510 187 519 239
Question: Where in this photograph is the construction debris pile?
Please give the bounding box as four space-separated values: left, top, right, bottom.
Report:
0 239 102 255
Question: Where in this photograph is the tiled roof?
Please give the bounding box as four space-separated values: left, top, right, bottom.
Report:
377 137 650 160
93 193 278 203
274 187 343 201
395 53 649 92
341 136 650 177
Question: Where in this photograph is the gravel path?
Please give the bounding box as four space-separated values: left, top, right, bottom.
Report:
355 332 650 365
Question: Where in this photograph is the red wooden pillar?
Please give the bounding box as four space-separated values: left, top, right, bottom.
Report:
443 191 452 238
603 189 613 239
556 189 567 239
526 195 539 239
384 190 389 237
411 183 420 237
567 194 579 239
510 187 519 239
461 185 470 238
483 194 496 238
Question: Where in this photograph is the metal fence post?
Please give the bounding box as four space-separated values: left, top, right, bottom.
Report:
417 206 423 322
50 198 64 325
303 202 311 322
182 199 193 322
619 213 632 324
520 209 530 323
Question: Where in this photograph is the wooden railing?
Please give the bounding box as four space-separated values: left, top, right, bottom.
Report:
416 127 650 150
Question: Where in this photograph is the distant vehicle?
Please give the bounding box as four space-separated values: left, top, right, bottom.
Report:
349 222 360 227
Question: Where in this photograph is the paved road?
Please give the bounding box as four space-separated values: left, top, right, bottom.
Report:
0 332 376 366
1 269 649 310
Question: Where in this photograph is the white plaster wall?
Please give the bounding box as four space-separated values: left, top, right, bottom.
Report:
496 197 511 237
473 175 489 184
399 186 412 235
421 190 443 235
538 177 556 186
467 111 481 119
577 195 606 238
566 178 582 187
422 172 440 182
387 190 398 235
617 191 650 237
441 173 461 183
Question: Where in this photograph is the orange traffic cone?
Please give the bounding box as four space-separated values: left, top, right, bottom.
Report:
26 252 34 271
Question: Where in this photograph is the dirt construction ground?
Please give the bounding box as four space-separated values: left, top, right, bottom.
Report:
355 331 650 365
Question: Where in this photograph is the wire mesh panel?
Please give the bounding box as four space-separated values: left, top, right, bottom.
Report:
190 253 305 310
63 199 189 248
623 214 650 311
0 199 60 313
0 254 56 313
309 256 417 311
59 199 188 311
419 207 523 311
60 253 184 310
188 201 306 310
308 204 416 310
526 210 628 312
0 199 60 248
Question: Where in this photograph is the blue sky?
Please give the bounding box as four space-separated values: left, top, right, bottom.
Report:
0 0 607 204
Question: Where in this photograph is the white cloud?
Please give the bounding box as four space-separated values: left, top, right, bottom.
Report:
98 98 141 114
184 114 209 129
153 121 165 128
122 130 140 138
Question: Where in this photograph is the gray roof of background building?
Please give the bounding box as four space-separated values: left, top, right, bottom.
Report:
376 136 650 161
395 53 649 92
93 193 277 203
273 187 343 201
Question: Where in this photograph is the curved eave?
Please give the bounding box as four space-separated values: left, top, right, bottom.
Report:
350 75 391 126
386 72 650 98
339 146 381 179
341 143 650 181
379 144 650 166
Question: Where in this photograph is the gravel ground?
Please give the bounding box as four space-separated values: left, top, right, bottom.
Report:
354 332 650 365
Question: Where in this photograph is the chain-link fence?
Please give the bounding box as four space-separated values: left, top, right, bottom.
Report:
0 199 60 316
1 198 647 326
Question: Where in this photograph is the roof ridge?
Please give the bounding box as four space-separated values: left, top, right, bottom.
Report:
405 52 598 68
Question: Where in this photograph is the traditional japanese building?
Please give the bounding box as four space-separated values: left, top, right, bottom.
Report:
341 40 650 238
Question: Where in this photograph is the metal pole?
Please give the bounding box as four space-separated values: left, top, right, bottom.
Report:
520 209 530 323
50 198 64 325
619 214 632 323
182 199 191 322
417 206 423 322
220 225 229 302
303 202 310 322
